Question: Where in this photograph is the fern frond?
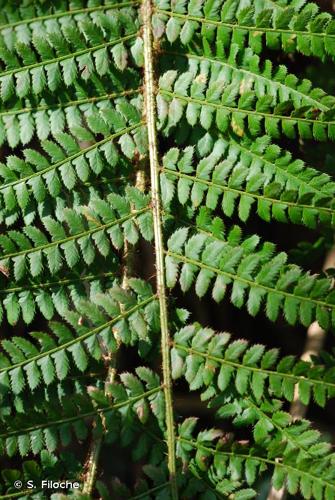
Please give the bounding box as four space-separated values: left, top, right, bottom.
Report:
161 135 335 228
166 226 335 329
0 188 152 284
0 283 158 396
161 44 335 112
0 269 118 325
0 2 140 41
177 419 335 500
0 368 163 456
0 99 146 226
0 0 334 497
0 88 141 148
153 0 335 60
172 323 335 407
173 319 335 471
0 7 140 100
157 63 335 140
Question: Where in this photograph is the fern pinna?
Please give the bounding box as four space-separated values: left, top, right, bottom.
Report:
0 0 334 498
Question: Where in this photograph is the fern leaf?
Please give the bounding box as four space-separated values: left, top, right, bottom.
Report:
0 100 146 226
0 0 334 497
0 269 119 325
158 62 335 140
166 227 335 329
0 285 158 396
161 135 335 228
177 421 335 500
172 324 335 406
0 368 163 456
161 45 335 112
0 10 139 98
0 189 152 284
0 88 141 148
154 0 335 60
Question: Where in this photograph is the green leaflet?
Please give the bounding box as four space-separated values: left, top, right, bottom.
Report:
160 44 334 113
0 270 118 326
0 97 146 227
166 227 335 330
0 2 140 39
177 423 335 499
160 135 335 228
154 0 335 60
0 189 153 281
0 9 140 98
157 61 335 140
0 88 140 148
172 324 335 406
0 287 158 390
0 367 163 456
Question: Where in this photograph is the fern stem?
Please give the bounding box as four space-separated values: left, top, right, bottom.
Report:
82 438 103 495
82 362 118 495
142 0 178 498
